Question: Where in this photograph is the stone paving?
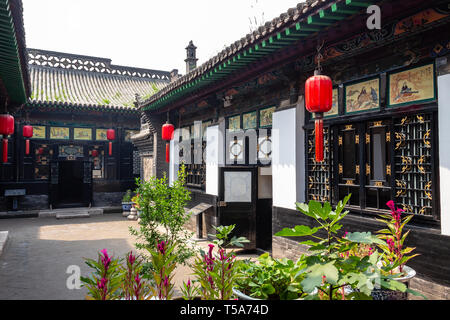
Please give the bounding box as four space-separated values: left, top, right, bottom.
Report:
0 212 257 300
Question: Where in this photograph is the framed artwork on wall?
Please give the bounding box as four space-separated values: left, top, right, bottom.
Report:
388 63 436 108
96 129 108 141
74 128 92 140
259 106 276 128
228 115 241 132
345 77 380 114
50 127 70 140
31 126 46 139
243 111 257 130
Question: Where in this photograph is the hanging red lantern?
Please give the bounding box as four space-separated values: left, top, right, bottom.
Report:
162 123 174 163
91 149 99 157
162 123 174 141
305 71 333 162
23 125 33 155
0 114 14 163
107 129 115 156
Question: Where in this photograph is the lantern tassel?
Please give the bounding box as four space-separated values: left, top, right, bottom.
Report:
2 138 8 163
109 141 112 156
26 139 30 155
315 116 324 162
166 143 170 163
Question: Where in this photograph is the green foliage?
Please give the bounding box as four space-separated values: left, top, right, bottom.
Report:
275 194 419 300
234 253 307 300
375 201 419 274
129 165 195 268
147 241 177 300
191 244 239 300
80 250 124 300
122 189 132 203
209 224 250 249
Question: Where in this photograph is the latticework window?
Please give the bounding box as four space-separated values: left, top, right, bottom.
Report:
307 127 332 203
393 114 433 217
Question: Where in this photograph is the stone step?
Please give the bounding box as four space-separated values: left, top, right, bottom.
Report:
39 207 103 218
56 212 90 219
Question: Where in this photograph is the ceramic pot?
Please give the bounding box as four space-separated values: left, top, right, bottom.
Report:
371 265 416 300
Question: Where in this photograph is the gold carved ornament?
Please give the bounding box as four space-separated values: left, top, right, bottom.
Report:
424 181 432 200
423 129 431 148
395 180 407 197
401 156 412 173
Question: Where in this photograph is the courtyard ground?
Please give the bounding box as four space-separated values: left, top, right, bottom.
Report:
0 213 257 300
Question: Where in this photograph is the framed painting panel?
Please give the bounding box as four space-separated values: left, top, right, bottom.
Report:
259 106 276 128
31 126 46 139
96 129 108 141
228 115 241 132
50 127 70 140
243 111 257 130
388 63 436 108
345 77 380 114
74 128 92 140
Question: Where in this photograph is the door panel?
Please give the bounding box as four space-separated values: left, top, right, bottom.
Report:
218 167 257 251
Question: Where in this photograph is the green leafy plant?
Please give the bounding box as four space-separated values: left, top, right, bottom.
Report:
81 249 123 300
129 165 195 267
275 195 421 300
120 251 152 300
147 241 177 300
376 200 419 275
191 243 239 300
180 279 201 300
209 224 250 249
122 189 132 203
234 253 307 300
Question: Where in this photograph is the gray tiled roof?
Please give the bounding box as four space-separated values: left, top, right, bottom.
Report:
140 0 331 108
27 49 171 110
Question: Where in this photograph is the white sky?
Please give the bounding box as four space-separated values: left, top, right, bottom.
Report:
22 0 302 75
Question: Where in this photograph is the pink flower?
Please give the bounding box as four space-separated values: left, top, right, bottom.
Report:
186 279 191 288
128 252 136 265
157 241 166 255
100 249 111 270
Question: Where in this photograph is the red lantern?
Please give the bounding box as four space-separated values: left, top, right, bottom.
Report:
305 72 333 162
107 129 115 156
23 125 33 155
0 114 14 163
91 149 99 157
162 123 174 141
162 123 174 163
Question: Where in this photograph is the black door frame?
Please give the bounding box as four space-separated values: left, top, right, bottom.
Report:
218 166 257 251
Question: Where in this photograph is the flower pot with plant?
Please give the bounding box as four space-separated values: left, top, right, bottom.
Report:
122 190 133 215
275 195 425 300
372 200 421 300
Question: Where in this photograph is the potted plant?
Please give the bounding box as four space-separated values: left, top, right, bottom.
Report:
275 195 424 300
372 200 422 300
122 190 133 215
233 253 307 300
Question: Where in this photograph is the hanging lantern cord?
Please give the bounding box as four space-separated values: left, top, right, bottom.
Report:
315 40 324 76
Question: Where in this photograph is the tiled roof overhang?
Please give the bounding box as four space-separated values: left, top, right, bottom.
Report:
0 0 31 105
26 49 171 112
140 0 379 112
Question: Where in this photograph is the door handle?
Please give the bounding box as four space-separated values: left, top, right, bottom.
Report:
218 201 227 207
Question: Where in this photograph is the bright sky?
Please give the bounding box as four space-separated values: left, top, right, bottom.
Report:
22 0 302 75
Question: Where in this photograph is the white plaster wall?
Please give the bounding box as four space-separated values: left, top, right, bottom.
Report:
272 108 297 210
168 129 180 186
438 74 450 236
296 97 306 204
206 125 220 196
